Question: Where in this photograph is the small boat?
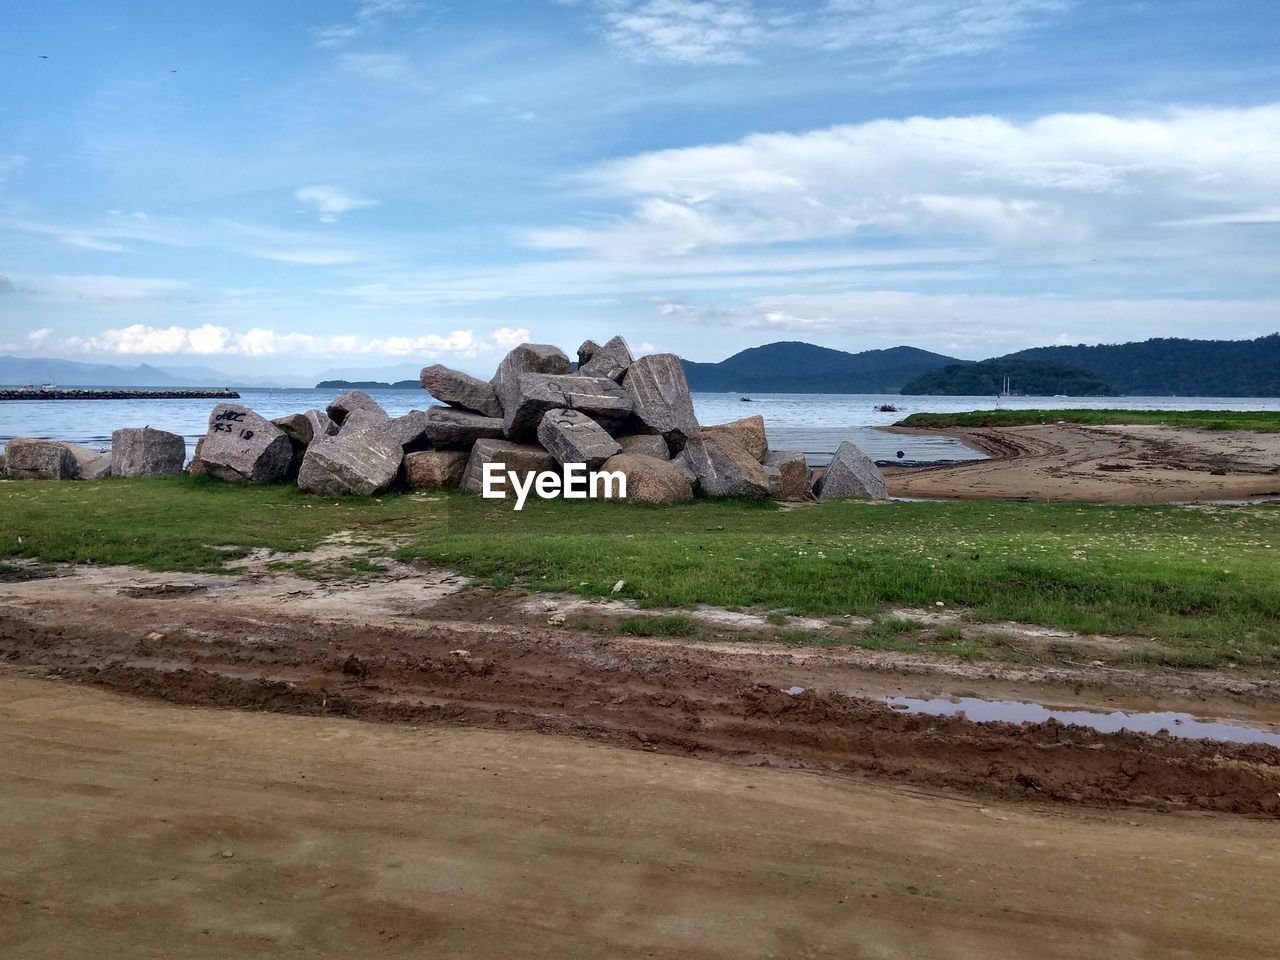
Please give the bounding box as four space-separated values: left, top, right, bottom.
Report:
739 396 753 402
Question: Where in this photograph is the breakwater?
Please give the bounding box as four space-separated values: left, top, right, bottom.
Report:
0 388 241 401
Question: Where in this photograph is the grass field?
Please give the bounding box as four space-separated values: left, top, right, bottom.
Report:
897 409 1280 431
2 476 1279 666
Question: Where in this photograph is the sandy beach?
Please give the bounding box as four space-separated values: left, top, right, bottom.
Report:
883 423 1280 503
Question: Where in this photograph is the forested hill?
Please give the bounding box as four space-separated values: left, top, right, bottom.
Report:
1003 334 1280 396
900 359 1119 397
681 342 960 393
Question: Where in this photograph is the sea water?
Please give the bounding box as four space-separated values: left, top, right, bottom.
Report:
4 390 1280 465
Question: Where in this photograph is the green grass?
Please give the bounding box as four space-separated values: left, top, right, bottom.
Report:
613 615 706 639
2 477 1279 665
897 409 1280 432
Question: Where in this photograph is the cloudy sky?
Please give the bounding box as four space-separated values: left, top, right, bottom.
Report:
2 0 1278 376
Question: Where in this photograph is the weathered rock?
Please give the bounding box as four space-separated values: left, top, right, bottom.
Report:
762 464 783 500
0 452 6 476
420 406 506 449
502 374 633 440
403 449 469 489
576 339 600 368
188 437 208 477
600 453 693 505
325 389 385 427
617 434 671 460
537 409 622 469
813 441 889 500
763 450 809 501
461 439 556 494
670 451 697 485
4 439 77 480
704 415 767 462
622 354 700 448
273 410 335 448
297 428 403 496
578 335 633 382
66 443 112 480
491 343 572 428
419 364 502 418
200 405 293 485
111 428 187 478
681 432 771 500
340 408 431 452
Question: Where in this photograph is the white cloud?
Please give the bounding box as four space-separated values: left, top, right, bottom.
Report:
312 0 423 48
294 185 381 222
36 275 196 303
569 0 1069 65
527 104 1280 258
42 324 532 360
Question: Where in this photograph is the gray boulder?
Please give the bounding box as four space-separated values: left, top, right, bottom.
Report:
273 409 336 448
537 409 622 469
66 443 112 480
111 428 187 478
578 335 633 382
763 450 809 501
670 451 697 485
420 364 503 418
297 427 403 496
599 453 693 505
617 434 671 460
502 373 632 440
403 450 469 489
340 408 431 452
681 432 771 500
813 441 889 500
491 343 571 426
325 389 386 427
0 452 6 476
576 339 600 367
622 354 700 448
460 439 556 495
201 405 294 485
704 414 767 462
188 437 209 477
4 439 77 480
420 406 506 449
762 464 783 500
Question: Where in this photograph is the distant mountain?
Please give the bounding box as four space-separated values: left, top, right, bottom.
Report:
1002 335 1280 396
316 379 420 390
312 362 428 384
0 356 293 388
902 359 1119 397
681 342 962 393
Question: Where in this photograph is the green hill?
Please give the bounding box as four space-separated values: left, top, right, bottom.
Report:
901 359 1118 397
681 342 960 393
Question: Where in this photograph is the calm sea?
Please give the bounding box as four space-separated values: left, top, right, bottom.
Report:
4 389 1280 465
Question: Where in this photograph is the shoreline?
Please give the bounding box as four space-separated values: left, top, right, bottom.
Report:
0 388 241 401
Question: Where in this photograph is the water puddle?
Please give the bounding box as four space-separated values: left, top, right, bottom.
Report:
883 695 1280 748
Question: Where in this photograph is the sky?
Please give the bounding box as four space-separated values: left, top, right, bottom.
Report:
2 0 1279 378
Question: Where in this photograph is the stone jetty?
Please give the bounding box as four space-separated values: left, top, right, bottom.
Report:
2 335 889 503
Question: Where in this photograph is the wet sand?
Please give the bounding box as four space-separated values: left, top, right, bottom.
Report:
883 423 1280 503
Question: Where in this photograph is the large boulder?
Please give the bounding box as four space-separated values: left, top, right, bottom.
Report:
576 339 600 368
681 432 771 500
763 450 809 501
66 443 112 480
403 450 469 489
111 428 187 478
704 415 767 462
0 452 6 476
578 335 633 382
420 406 506 449
340 408 431 452
537 409 621 469
670 451 697 485
273 409 336 448
813 441 889 500
460 439 556 495
502 374 632 440
490 343 572 427
419 364 502 418
325 389 385 427
617 434 670 460
188 437 208 477
600 453 693 505
201 404 293 484
4 439 77 480
622 354 700 449
297 426 403 496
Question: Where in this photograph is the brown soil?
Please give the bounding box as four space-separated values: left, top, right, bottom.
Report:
883 423 1280 502
2 565 1278 817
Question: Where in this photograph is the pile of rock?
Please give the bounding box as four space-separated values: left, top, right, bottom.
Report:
2 335 889 504
1 428 188 481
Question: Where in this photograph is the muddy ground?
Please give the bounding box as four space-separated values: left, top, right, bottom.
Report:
883 423 1280 502
2 561 1278 817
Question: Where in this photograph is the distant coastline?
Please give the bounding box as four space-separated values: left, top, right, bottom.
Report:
0 388 241 401
315 379 420 390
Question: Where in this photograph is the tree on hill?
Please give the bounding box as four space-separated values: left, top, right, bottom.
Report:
900 359 1119 396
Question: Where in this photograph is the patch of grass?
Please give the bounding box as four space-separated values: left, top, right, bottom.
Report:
613 615 706 639
935 625 966 642
3 478 1280 666
898 409 1280 432
764 610 790 626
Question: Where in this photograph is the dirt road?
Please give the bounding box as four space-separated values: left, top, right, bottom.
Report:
3 672 1279 959
884 424 1280 502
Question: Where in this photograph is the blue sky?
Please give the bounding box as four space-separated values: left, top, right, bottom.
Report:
2 0 1279 377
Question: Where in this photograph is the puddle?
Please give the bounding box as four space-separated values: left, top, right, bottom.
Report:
883 696 1280 748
